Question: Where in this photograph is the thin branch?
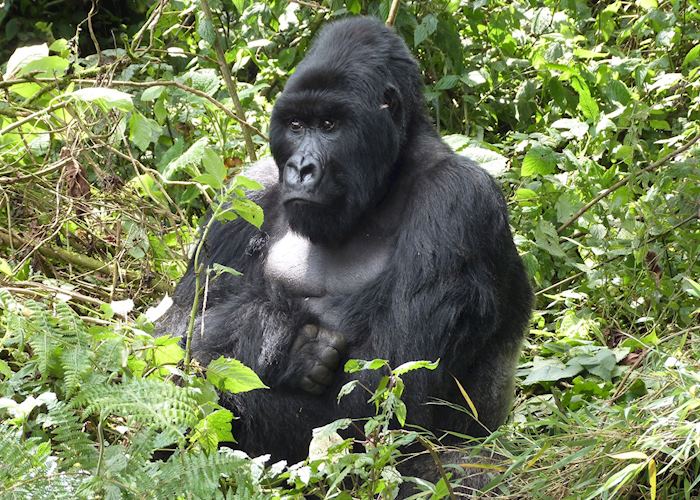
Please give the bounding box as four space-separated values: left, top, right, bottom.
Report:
0 159 67 185
0 228 170 293
386 0 401 27
200 0 257 161
0 102 68 136
558 132 700 233
0 77 269 140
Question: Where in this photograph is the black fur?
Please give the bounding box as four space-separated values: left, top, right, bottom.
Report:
159 16 532 468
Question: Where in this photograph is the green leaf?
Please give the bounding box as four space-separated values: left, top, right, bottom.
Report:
344 358 389 373
435 75 460 90
3 43 48 79
462 146 508 176
196 10 216 45
682 44 700 68
682 277 700 299
69 87 134 112
231 198 263 228
206 357 268 394
17 56 69 77
393 359 439 376
414 15 438 47
201 148 227 189
140 85 166 102
210 263 242 278
163 137 209 179
394 399 407 426
190 409 235 453
129 111 161 152
570 76 600 121
522 146 557 177
534 220 566 257
521 357 584 385
49 39 69 54
232 175 263 191
0 258 12 276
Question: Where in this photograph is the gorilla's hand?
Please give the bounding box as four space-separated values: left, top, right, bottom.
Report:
290 324 346 395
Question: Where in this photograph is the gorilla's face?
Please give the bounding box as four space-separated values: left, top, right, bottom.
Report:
269 70 402 245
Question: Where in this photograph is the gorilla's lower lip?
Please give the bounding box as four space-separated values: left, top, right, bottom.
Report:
283 197 323 206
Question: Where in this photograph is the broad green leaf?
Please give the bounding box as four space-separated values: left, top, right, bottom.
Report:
570 76 600 121
140 85 166 102
232 197 263 228
69 87 134 112
462 146 508 176
521 357 583 385
682 277 700 298
201 148 227 189
153 336 185 366
196 10 216 45
435 75 460 90
128 173 168 204
4 43 48 79
190 409 235 453
522 145 556 177
551 118 588 139
163 137 208 179
49 39 69 54
682 45 700 67
394 399 407 426
636 0 657 9
534 220 566 257
232 174 264 191
414 15 438 47
18 56 69 77
129 111 161 151
463 70 487 86
206 357 268 394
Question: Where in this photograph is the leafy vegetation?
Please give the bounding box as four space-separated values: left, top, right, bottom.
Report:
1 0 699 498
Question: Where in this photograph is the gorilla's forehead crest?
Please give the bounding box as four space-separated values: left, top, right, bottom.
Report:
286 17 421 99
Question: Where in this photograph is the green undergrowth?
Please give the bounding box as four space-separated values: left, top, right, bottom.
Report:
1 0 699 498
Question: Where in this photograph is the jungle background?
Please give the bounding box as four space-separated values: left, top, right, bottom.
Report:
0 0 699 498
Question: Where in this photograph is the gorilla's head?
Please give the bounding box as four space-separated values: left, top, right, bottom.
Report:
269 17 425 245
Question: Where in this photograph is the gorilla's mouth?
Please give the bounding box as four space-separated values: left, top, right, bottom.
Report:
282 196 325 207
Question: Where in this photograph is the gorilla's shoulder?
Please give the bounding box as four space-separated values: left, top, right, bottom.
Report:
241 157 278 197
404 153 510 241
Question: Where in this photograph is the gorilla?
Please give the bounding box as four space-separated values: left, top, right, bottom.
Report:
159 15 532 472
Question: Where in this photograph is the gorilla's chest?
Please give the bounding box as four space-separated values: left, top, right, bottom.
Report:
264 230 391 299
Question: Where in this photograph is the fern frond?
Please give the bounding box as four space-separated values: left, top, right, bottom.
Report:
45 401 98 470
75 379 201 434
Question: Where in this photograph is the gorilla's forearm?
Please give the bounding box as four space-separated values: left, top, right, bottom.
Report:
190 286 303 385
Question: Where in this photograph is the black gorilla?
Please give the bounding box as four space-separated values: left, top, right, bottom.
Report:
159 16 532 466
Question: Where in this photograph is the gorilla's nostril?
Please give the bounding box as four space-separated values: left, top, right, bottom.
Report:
284 157 320 189
299 163 319 184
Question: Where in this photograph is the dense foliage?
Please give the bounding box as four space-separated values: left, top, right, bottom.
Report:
0 0 698 498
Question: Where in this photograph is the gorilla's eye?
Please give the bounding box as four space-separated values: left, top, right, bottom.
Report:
320 119 335 132
289 119 303 132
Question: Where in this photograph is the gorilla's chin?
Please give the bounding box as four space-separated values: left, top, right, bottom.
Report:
285 201 359 246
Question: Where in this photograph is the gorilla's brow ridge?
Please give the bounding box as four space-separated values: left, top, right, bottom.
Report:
274 90 356 121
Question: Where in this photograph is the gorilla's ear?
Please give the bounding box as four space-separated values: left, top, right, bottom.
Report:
382 85 403 125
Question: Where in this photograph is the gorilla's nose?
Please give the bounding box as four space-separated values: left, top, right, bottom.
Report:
283 156 322 191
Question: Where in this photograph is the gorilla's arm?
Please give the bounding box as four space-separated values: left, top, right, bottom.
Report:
338 157 531 427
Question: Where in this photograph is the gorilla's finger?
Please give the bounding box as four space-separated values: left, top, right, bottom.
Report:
318 328 346 352
320 346 340 367
300 376 324 395
309 364 333 385
302 324 319 339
